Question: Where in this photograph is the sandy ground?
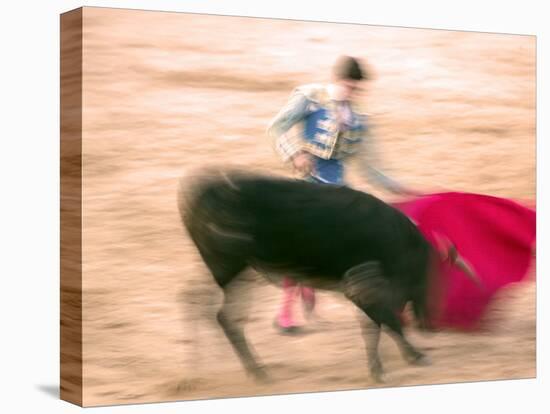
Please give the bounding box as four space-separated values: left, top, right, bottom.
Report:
78 8 536 407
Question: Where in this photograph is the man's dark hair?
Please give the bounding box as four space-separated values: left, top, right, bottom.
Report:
333 55 367 81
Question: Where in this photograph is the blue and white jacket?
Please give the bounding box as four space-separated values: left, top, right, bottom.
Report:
267 83 403 190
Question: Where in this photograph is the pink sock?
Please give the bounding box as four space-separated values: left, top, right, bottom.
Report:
277 277 298 328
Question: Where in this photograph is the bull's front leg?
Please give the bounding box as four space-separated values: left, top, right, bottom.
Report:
342 262 389 383
384 319 431 366
359 316 384 382
343 262 430 383
359 304 430 382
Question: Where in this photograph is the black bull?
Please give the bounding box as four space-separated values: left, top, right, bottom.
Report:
179 170 444 383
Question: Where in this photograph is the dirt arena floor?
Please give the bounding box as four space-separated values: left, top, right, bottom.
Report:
78 8 536 406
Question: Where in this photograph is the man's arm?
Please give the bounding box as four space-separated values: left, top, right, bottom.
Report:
353 123 416 196
267 90 311 162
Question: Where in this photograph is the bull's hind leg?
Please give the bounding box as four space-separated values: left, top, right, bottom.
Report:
217 274 268 381
190 226 268 381
213 265 269 382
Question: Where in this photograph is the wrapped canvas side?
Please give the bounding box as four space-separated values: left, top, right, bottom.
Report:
60 7 83 407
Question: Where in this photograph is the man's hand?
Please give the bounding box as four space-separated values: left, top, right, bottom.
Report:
292 152 314 174
390 184 422 197
398 187 423 197
389 181 424 197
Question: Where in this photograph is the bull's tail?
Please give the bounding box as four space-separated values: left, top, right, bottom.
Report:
177 169 231 243
178 169 247 236
177 169 254 287
177 169 215 236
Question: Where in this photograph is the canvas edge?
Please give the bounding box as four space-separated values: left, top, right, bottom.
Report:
60 6 84 407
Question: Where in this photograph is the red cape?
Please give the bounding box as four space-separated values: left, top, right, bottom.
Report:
394 192 536 330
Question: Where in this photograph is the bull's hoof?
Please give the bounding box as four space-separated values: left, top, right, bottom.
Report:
372 374 385 384
250 366 272 384
369 363 385 383
371 371 386 384
410 353 431 366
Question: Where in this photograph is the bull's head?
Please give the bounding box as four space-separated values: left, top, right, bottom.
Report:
432 232 482 288
412 240 483 332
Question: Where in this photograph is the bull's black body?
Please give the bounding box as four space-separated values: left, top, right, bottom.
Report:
179 170 434 382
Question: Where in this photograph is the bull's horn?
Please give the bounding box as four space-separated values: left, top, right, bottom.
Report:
454 254 482 288
445 244 482 288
